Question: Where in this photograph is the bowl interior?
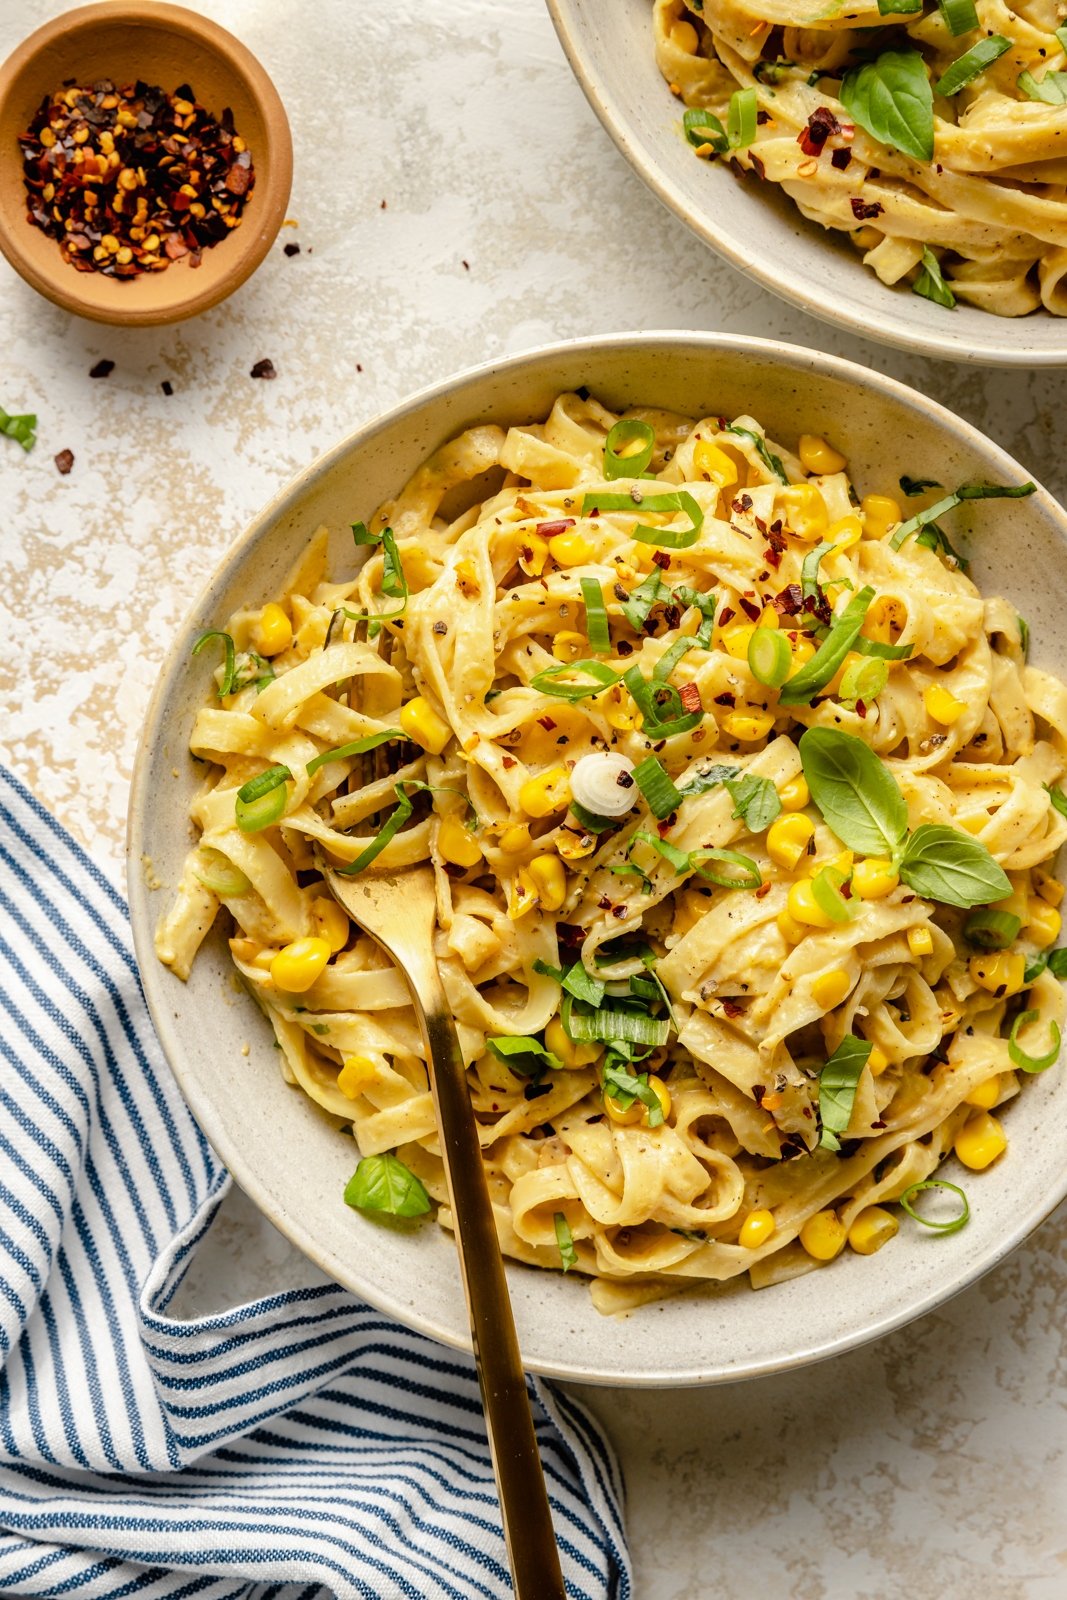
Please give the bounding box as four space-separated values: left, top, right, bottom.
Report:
129 334 1067 1385
546 0 1067 367
0 2 291 325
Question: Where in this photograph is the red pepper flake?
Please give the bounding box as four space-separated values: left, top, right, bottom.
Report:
851 197 884 221
502 755 516 769
731 494 753 515
755 882 772 899
283 242 301 257
721 998 744 1018
651 550 671 569
772 583 803 616
678 682 702 714
855 698 868 719
616 639 634 657
250 359 276 380
750 153 766 181
19 79 255 279
797 106 841 157
718 606 735 627
536 518 575 538
54 448 74 475
738 597 761 623
89 359 114 379
598 896 613 911
831 148 852 171
714 691 736 707
537 715 557 731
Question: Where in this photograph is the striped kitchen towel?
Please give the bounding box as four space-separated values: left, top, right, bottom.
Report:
0 766 630 1600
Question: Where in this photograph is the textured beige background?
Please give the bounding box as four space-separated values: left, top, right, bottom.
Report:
1 2 1066 1595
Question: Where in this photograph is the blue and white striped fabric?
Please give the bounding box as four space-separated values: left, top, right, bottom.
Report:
0 767 630 1600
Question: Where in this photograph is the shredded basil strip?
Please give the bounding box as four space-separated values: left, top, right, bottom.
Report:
1046 784 1067 820
192 629 238 697
604 418 655 480
485 1034 564 1074
338 781 417 875
581 490 705 551
306 729 402 777
621 570 665 631
570 800 619 834
899 1179 970 1235
344 523 408 635
554 1212 578 1271
623 664 703 738
530 659 621 701
569 1006 671 1048
725 424 788 484
653 634 695 683
602 1062 666 1125
581 577 611 653
1049 948 1067 979
890 481 1036 551
344 1153 432 1218
679 761 740 798
532 958 606 1008
632 830 691 875
935 34 1010 96
779 586 875 705
632 756 684 819
818 1034 871 1151
673 585 717 647
1008 1010 1062 1073
1018 67 1067 103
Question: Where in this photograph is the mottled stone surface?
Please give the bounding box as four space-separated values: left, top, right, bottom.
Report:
2 2 1065 1594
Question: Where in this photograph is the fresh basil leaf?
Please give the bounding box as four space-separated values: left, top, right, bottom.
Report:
570 800 620 834
485 1035 565 1074
723 774 781 833
898 824 1011 908
1047 948 1067 979
532 958 607 1008
913 247 956 310
344 1153 432 1218
679 762 740 798
840 49 934 163
1046 784 1067 820
799 726 909 857
818 1034 872 1150
554 1212 578 1271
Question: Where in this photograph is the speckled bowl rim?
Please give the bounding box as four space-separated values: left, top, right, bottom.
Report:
129 331 1067 1386
545 0 1067 369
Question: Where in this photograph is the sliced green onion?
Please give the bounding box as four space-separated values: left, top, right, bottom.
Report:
938 0 978 34
344 524 408 635
193 848 252 898
581 577 611 653
235 785 288 833
878 0 922 10
0 407 37 452
779 586 875 706
811 865 855 924
899 1179 970 1235
935 34 1011 95
306 729 403 777
1008 1009 1062 1073
530 660 621 701
913 247 956 310
604 419 655 480
623 665 703 738
581 490 704 551
683 105 728 152
338 782 415 875
725 424 788 484
673 585 717 647
192 630 237 697
554 1212 578 1271
838 656 888 706
631 756 684 819
570 800 620 834
691 847 762 890
1018 67 1067 103
727 86 758 150
962 908 1021 950
237 765 292 805
485 1034 564 1074
621 570 665 632
851 634 914 661
748 626 791 688
632 830 691 874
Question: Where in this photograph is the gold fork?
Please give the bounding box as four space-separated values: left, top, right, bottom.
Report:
317 747 566 1597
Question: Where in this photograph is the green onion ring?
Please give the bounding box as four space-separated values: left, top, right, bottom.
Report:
899 1178 970 1234
1008 1009 1062 1073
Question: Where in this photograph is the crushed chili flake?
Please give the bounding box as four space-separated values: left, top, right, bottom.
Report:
283 241 301 257
718 605 735 626
616 639 634 657
721 998 744 1018
19 78 254 278
678 682 702 714
501 755 516 769
749 153 766 181
432 620 448 635
855 698 868 719
850 197 884 221
250 358 276 380
89 359 114 379
651 550 671 569
536 518 575 538
772 583 803 616
797 106 841 157
537 715 557 731
731 494 753 515
714 691 736 707
738 597 761 622
831 148 852 171
54 448 74 475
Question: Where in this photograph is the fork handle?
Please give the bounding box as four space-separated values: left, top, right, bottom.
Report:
411 966 567 1600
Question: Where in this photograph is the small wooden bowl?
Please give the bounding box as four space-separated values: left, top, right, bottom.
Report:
0 2 292 325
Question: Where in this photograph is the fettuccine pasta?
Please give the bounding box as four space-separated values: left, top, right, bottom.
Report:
654 0 1067 317
157 391 1065 1311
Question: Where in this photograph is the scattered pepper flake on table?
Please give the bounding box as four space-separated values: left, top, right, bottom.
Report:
250 359 276 380
54 448 74 475
89 359 114 379
283 242 300 258
161 380 173 396
18 78 254 279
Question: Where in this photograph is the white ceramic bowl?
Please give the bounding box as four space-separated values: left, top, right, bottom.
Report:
546 0 1067 368
129 333 1067 1386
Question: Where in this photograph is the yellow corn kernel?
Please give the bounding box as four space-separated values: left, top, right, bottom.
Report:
604 1089 643 1125
867 1046 889 1076
508 868 539 919
787 879 834 929
498 823 532 855
518 766 572 818
596 685 639 731
693 439 738 487
767 812 815 870
778 774 809 811
549 530 594 566
552 630 588 663
924 684 966 726
270 936 331 993
528 853 567 911
545 1016 600 1069
787 633 816 668
557 826 596 861
965 1075 1001 1111
954 1110 1007 1171
1036 871 1064 907
518 534 549 576
861 494 901 539
969 950 1026 998
907 925 935 958
799 1209 846 1262
739 1208 775 1249
851 858 899 900
810 968 852 1010
648 1076 671 1122
669 17 699 51
779 484 829 541
337 1055 377 1099
253 601 292 657
827 514 862 550
399 695 451 755
777 909 807 944
722 709 775 743
720 623 758 660
848 1206 899 1257
1027 897 1062 949
437 815 483 868
798 435 847 475
311 897 349 953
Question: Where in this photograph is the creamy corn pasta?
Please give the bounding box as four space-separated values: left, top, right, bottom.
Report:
655 0 1067 318
157 391 1066 1312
